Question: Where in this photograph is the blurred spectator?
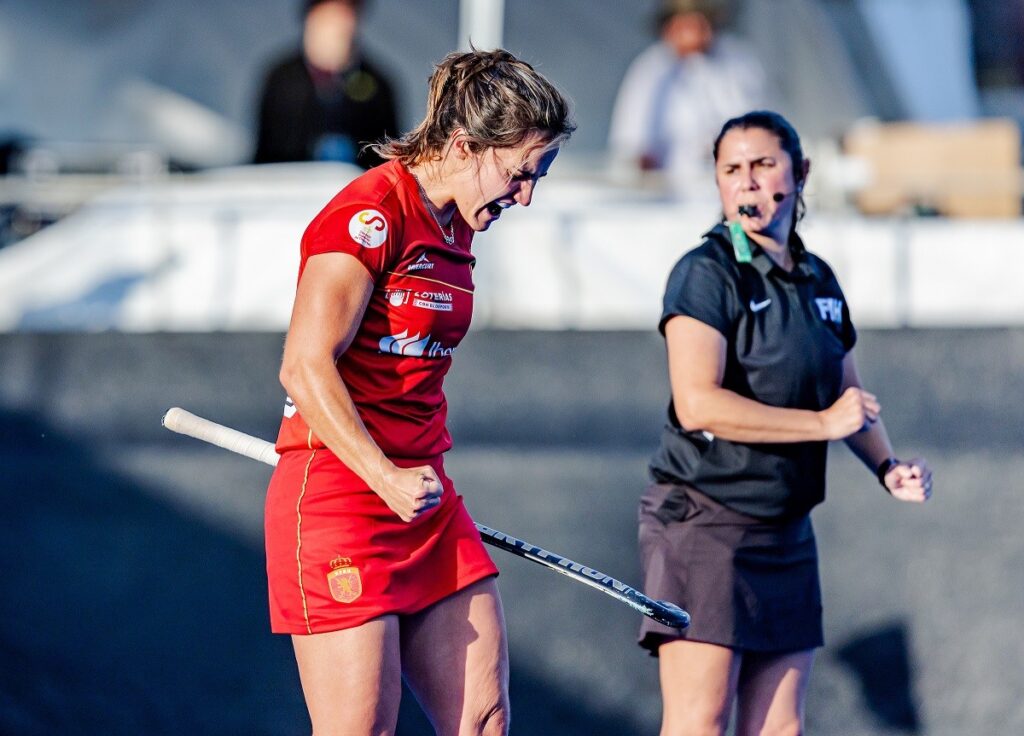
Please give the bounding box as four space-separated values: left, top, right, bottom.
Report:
254 0 398 168
0 136 27 176
608 0 769 200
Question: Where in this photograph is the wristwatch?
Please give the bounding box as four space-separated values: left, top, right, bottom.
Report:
876 456 899 489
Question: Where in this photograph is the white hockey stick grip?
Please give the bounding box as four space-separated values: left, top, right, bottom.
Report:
162 407 280 467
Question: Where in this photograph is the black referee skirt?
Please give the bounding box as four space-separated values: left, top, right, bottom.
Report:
638 481 823 655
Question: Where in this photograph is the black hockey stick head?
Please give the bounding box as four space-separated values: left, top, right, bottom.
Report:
650 599 690 629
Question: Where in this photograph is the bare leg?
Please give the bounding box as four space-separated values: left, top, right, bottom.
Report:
400 578 509 736
291 615 402 736
658 639 742 736
735 649 814 736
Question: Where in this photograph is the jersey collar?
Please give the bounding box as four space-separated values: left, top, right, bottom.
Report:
707 223 822 281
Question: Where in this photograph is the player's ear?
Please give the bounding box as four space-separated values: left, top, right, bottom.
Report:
449 129 474 161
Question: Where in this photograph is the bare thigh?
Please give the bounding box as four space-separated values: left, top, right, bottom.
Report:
658 639 742 736
736 649 814 736
291 616 402 736
400 577 509 736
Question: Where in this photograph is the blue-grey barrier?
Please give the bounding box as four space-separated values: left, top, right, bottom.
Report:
1 330 1021 734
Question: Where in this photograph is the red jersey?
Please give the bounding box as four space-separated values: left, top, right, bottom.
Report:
275 160 475 460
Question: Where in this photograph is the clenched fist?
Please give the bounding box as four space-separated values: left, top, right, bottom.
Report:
819 387 880 441
883 458 933 503
374 463 444 522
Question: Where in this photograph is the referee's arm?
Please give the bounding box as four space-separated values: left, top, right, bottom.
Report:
666 316 871 443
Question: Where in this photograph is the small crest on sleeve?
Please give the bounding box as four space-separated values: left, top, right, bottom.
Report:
348 209 389 248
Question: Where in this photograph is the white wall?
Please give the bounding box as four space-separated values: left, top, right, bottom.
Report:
1 166 1021 332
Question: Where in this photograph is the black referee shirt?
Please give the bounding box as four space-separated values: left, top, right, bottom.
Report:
649 223 857 520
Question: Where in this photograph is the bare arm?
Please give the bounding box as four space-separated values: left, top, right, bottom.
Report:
279 252 441 521
841 350 932 503
840 350 895 469
665 315 877 443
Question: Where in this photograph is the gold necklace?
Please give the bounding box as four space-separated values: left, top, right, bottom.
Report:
412 174 455 245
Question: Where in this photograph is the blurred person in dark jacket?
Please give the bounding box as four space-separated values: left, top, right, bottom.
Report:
254 0 399 168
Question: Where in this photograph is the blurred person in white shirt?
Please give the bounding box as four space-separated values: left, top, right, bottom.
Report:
609 0 770 202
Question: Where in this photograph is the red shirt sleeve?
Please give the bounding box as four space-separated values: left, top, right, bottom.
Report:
301 200 402 281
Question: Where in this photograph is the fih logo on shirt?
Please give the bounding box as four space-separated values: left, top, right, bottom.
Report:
814 297 844 325
348 209 388 248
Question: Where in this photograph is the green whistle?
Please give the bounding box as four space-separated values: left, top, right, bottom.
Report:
728 221 752 263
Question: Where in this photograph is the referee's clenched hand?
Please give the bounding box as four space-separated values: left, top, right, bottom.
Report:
818 387 880 440
374 463 444 522
883 458 933 503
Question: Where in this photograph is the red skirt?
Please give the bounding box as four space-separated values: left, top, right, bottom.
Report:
265 449 498 635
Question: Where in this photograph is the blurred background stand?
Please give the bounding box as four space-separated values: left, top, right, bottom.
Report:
844 117 1023 218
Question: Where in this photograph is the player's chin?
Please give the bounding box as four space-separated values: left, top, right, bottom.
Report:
468 217 493 232
473 204 503 231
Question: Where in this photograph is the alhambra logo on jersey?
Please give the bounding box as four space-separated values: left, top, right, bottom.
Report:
348 209 388 248
379 329 456 358
814 297 844 325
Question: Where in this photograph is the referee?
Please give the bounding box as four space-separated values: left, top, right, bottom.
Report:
638 111 932 736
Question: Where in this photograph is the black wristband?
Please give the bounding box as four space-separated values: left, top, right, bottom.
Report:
876 457 898 488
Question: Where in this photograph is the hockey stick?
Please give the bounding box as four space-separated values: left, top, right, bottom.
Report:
161 407 690 629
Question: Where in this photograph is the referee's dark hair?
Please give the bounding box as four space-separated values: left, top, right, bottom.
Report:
713 110 808 240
